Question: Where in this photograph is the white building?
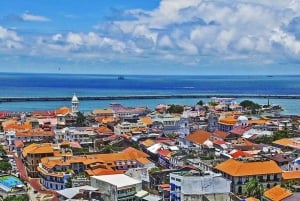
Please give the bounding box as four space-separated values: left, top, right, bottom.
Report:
170 170 231 201
114 121 148 135
71 94 79 113
91 174 142 201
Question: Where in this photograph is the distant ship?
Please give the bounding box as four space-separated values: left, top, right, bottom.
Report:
117 76 125 80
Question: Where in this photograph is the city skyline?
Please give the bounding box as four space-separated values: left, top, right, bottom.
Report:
0 0 300 75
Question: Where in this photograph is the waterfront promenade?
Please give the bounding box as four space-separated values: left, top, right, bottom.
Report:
0 94 300 102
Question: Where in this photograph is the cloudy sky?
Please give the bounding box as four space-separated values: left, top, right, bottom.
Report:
0 0 300 75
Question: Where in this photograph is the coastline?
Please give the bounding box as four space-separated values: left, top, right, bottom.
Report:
1 94 300 102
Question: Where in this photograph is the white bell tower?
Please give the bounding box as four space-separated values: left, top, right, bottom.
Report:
71 93 79 113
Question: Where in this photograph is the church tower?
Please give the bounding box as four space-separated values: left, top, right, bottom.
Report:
71 93 79 113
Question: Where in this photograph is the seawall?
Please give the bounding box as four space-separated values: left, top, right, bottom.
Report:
0 94 300 102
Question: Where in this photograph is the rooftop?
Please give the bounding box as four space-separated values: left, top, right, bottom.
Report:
215 158 282 176
91 174 141 188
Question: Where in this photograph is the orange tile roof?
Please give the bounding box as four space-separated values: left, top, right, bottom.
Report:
85 168 124 176
96 126 113 133
16 129 54 137
22 143 54 157
55 106 71 115
139 117 152 125
282 170 300 180
215 158 282 176
245 197 260 201
219 117 237 125
185 130 212 145
263 185 292 201
140 139 155 147
4 123 32 131
213 130 228 139
248 119 268 125
136 157 152 165
273 138 300 149
122 147 149 158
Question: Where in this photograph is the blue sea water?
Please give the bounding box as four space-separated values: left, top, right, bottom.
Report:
0 73 300 115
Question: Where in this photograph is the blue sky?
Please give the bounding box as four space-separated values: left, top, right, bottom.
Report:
0 0 300 75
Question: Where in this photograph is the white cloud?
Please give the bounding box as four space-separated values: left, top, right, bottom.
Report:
52 34 62 41
22 13 50 22
0 26 22 50
6 0 300 66
0 26 21 41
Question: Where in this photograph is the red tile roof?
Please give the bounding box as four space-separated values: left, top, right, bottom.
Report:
157 149 171 157
230 125 252 136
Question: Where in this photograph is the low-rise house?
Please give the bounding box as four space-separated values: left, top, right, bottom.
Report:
215 158 282 195
91 174 142 201
184 130 212 151
273 138 300 152
170 170 231 201
218 117 237 132
152 114 181 134
114 121 148 135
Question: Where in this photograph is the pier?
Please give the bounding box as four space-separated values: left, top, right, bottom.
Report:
0 94 300 102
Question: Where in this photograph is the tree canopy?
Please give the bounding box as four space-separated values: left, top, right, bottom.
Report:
167 104 184 114
240 100 261 114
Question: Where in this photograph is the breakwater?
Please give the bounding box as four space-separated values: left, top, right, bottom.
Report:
0 94 300 102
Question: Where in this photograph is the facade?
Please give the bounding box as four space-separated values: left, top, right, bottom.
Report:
218 117 237 132
152 114 181 133
22 143 58 177
114 121 148 135
169 170 231 201
91 174 142 201
215 158 282 195
36 148 152 190
5 128 55 152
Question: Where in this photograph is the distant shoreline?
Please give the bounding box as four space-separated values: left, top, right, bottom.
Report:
0 94 300 102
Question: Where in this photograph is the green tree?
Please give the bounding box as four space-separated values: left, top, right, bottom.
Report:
240 100 261 114
4 194 29 201
75 111 86 127
245 178 264 199
0 161 12 172
197 100 204 106
102 145 113 153
167 104 184 114
65 177 72 188
208 101 218 106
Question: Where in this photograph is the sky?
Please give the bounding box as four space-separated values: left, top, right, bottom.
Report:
0 0 300 75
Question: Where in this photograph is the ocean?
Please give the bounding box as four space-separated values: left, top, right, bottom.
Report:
0 73 300 115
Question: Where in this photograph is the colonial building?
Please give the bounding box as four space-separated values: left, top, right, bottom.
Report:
36 147 154 190
215 158 282 195
22 143 67 177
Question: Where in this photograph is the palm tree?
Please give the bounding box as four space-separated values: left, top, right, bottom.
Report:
245 178 264 199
